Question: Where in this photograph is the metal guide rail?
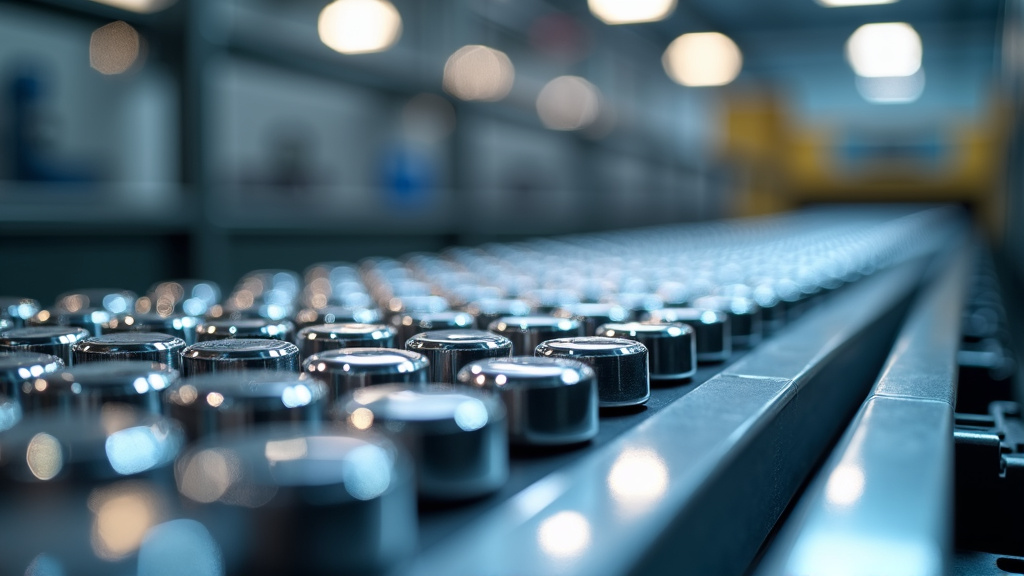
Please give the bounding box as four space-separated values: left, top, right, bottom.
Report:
404 239 956 576
753 241 970 576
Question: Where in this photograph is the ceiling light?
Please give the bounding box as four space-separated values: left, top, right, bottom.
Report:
318 0 403 55
88 0 176 14
845 22 921 78
815 0 898 7
587 0 677 25
662 32 743 87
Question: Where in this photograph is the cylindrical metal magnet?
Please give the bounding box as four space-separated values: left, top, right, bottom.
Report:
180 339 300 376
535 337 650 408
463 299 533 331
174 427 416 575
390 311 476 348
303 347 429 398
646 307 732 363
195 318 295 343
103 312 200 345
0 408 184 574
405 330 513 383
487 315 582 355
0 326 90 365
296 323 396 359
458 356 598 446
0 352 63 431
19 360 177 415
293 305 381 329
693 295 762 349
337 383 508 500
164 370 328 441
72 332 186 369
595 321 696 381
553 303 630 336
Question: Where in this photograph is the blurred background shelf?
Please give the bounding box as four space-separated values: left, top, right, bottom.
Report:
0 0 1019 305
0 182 193 230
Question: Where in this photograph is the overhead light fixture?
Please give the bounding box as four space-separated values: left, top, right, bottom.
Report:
536 76 602 131
846 22 924 103
662 32 743 87
814 0 898 7
587 0 677 25
443 45 515 102
318 0 403 55
88 0 176 13
845 22 921 78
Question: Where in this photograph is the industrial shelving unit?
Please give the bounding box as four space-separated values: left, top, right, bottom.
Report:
0 0 723 302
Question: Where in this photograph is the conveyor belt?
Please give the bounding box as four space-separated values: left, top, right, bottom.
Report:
405 240 954 576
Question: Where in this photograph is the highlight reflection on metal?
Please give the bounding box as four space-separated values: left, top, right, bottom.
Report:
606 448 669 510
754 245 969 576
537 511 592 559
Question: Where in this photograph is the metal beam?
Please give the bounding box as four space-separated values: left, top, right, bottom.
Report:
754 240 971 576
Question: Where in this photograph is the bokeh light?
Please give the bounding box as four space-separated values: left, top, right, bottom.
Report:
318 0 403 55
536 76 601 131
443 45 515 102
662 32 742 87
90 21 143 76
845 22 922 78
587 0 677 25
537 510 592 558
89 0 176 13
26 433 63 481
89 482 162 560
